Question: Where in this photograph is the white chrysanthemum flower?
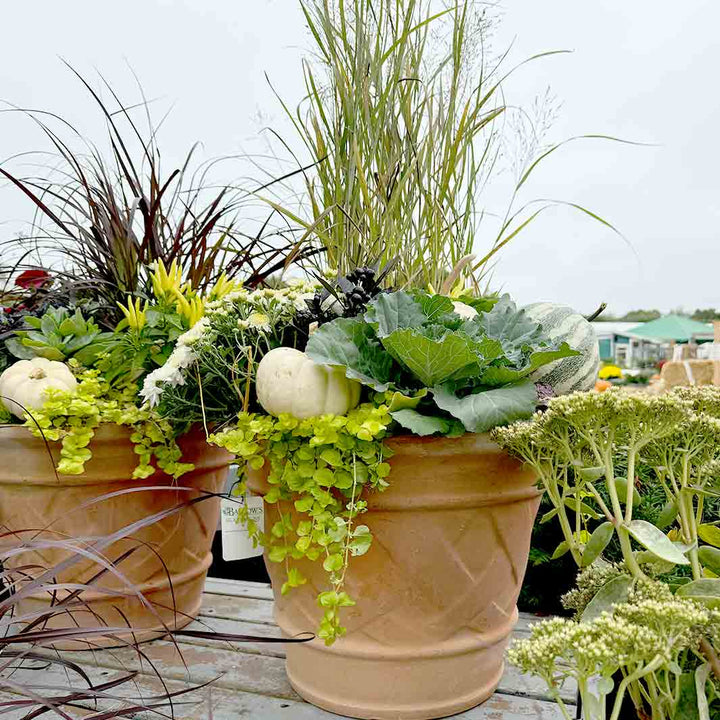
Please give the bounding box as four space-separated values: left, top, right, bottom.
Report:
248 312 271 332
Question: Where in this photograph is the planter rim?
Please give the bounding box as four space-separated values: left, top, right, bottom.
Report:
0 423 231 486
380 431 510 459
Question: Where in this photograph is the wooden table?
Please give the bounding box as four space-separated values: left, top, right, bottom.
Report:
5 579 577 719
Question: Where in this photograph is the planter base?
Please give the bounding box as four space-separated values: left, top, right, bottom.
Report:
18 553 213 650
281 611 512 720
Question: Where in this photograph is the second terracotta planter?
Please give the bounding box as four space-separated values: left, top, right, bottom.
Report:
0 424 230 648
248 432 540 720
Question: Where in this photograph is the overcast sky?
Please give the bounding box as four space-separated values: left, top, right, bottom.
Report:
0 1 717 316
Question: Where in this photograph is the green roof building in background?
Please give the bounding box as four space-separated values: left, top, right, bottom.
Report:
626 314 713 343
592 315 714 368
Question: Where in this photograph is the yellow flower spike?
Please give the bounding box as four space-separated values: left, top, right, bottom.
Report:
188 296 205 327
117 298 133 327
167 261 184 292
150 258 186 301
133 298 148 330
173 288 192 318
117 297 148 330
210 273 242 300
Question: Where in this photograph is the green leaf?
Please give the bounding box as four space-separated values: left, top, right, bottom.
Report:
676 579 720 608
479 343 578 386
23 344 65 361
581 575 633 623
381 328 482 387
40 313 58 336
613 477 642 507
349 525 372 556
306 317 397 391
390 408 463 437
698 524 720 548
477 294 543 350
365 291 428 337
657 500 679 530
431 381 537 433
385 388 427 412
551 539 570 560
4 337 36 360
268 546 288 563
698 546 720 575
581 522 615 567
323 553 344 572
540 508 558 524
577 466 605 482
564 498 600 520
626 520 690 565
416 293 455 322
58 317 77 336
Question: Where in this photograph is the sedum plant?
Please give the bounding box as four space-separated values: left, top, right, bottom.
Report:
494 387 720 720
510 579 720 720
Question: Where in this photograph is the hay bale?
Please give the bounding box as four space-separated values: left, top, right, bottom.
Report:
660 360 717 388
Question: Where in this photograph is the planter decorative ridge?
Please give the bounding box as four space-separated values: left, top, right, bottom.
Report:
0 424 230 648
249 432 540 720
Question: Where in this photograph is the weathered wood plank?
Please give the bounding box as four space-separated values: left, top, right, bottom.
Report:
0 667 573 720
205 577 275 601
61 634 576 704
200 591 276 626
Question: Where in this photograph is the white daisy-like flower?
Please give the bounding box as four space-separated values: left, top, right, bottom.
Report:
247 312 271 332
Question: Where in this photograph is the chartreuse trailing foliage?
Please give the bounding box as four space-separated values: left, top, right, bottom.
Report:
25 366 192 478
494 387 720 720
210 403 393 644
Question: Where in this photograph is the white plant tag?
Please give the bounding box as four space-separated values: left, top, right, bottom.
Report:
221 494 265 561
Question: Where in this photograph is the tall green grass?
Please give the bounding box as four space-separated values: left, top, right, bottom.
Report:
265 0 623 292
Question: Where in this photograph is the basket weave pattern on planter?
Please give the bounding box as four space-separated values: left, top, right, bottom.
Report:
0 424 230 648
249 432 540 720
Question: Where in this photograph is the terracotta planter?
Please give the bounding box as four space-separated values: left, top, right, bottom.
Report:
248 432 540 720
0 424 230 648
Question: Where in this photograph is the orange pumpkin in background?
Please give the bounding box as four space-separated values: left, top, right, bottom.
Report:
595 379 612 392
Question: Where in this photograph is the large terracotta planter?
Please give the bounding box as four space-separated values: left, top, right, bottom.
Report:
0 424 230 648
248 432 540 720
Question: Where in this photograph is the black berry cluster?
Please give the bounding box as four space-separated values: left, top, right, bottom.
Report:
291 265 390 344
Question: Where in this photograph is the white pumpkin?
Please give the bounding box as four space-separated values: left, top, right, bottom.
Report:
452 300 478 320
256 347 361 419
0 358 78 419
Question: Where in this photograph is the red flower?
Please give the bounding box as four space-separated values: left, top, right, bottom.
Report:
15 269 51 289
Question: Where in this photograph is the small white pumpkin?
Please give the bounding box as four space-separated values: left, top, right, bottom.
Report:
452 300 478 320
256 347 361 419
0 358 78 419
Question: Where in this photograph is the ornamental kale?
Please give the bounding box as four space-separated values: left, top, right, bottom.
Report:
306 291 577 435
